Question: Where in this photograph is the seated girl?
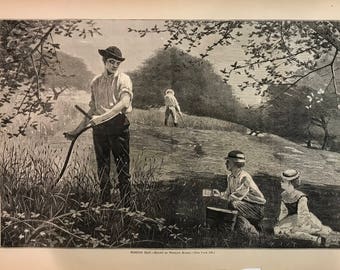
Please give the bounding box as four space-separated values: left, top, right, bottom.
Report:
274 169 339 246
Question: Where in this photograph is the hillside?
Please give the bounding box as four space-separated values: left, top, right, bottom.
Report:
27 97 340 234
129 124 340 186
44 91 340 187
3 92 340 246
26 89 340 187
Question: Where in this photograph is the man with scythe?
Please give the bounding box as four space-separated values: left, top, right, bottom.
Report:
64 46 133 207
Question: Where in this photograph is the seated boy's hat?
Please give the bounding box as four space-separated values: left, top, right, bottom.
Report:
225 150 245 163
98 46 125 61
281 169 300 181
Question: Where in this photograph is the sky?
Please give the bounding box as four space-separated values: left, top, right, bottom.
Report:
56 20 263 106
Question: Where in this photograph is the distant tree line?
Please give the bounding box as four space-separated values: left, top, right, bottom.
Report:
44 51 95 99
129 47 340 151
238 84 340 151
129 47 244 122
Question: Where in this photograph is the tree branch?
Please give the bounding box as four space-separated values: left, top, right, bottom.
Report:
324 75 333 94
330 49 339 95
1 24 56 68
228 45 320 76
30 55 40 99
287 57 335 88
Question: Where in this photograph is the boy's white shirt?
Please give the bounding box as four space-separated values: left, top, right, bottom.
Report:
220 170 266 204
164 93 180 111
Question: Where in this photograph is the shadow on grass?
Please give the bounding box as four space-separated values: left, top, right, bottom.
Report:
152 172 340 248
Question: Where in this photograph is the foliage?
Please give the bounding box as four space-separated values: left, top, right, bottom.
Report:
264 85 311 140
129 47 243 122
130 21 340 98
44 51 95 99
129 20 340 148
304 87 339 149
263 84 338 149
0 20 101 137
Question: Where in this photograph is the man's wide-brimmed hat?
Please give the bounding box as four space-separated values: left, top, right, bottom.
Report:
281 169 300 181
98 46 125 61
225 150 245 163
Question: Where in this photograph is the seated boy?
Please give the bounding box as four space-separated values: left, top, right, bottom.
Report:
213 150 266 236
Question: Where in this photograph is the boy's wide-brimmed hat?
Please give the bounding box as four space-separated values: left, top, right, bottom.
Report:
98 46 125 61
281 169 300 181
225 150 245 163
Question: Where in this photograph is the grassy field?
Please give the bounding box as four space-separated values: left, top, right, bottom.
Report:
2 92 340 248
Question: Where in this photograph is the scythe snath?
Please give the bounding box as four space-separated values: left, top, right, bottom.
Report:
52 105 92 188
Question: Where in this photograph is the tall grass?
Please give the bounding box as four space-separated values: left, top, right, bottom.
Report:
0 139 188 248
0 138 328 248
1 106 331 248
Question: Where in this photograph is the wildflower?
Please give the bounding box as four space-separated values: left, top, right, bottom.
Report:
30 212 40 218
24 229 29 233
101 234 110 242
317 88 325 95
19 234 25 239
5 56 14 63
91 239 99 248
91 207 101 214
132 233 139 239
157 224 166 231
70 209 82 218
56 236 66 244
136 211 146 216
118 207 129 212
80 202 89 208
155 217 166 223
4 221 12 226
16 213 25 219
102 202 114 208
2 211 10 218
94 225 106 232
119 238 130 245
73 228 84 235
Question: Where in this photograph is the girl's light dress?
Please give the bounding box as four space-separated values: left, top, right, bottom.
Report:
274 189 339 245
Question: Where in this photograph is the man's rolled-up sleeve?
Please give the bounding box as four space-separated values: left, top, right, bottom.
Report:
118 74 133 101
88 89 96 116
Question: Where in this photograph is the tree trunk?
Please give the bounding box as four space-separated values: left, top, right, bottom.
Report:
306 122 313 148
321 125 330 150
